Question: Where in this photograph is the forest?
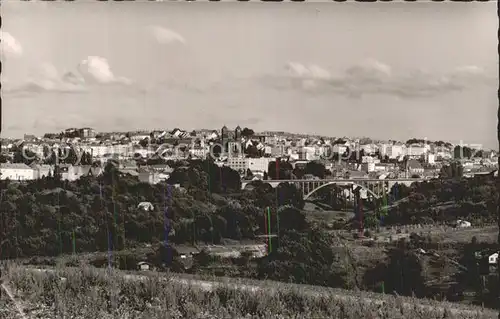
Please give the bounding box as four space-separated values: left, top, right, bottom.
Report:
0 158 498 308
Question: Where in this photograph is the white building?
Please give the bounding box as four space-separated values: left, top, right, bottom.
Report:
0 163 34 181
227 157 248 173
332 144 348 154
426 153 436 164
385 145 405 159
227 157 275 174
360 144 377 155
31 164 54 179
138 169 169 184
298 146 319 161
407 144 428 157
488 252 498 265
248 157 274 173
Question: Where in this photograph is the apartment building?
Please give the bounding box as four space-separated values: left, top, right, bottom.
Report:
227 157 275 174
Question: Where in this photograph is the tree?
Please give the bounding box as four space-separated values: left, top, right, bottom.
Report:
241 128 254 137
454 146 473 159
245 169 254 179
383 242 427 297
276 205 308 231
257 228 352 288
439 162 463 179
276 183 304 209
304 161 327 179
268 160 293 180
13 147 37 165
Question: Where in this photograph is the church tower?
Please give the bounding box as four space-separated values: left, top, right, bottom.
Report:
234 125 242 140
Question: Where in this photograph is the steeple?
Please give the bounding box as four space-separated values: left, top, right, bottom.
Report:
234 125 242 139
221 125 229 139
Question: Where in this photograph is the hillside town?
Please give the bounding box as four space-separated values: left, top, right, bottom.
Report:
0 126 498 183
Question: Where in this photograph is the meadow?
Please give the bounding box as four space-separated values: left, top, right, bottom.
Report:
1 263 497 319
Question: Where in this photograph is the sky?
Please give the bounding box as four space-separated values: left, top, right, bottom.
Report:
1 2 498 149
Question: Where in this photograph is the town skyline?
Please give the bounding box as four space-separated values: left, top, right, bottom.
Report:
1 1 497 149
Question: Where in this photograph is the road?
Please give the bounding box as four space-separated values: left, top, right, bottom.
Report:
11 266 496 319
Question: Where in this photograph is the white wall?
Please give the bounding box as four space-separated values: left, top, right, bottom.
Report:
0 168 34 181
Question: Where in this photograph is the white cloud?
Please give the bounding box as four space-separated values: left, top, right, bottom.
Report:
0 31 23 56
6 62 86 95
149 26 186 45
5 57 132 96
286 62 331 80
77 56 132 85
271 59 494 99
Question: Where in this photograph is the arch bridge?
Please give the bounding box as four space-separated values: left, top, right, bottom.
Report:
241 178 426 200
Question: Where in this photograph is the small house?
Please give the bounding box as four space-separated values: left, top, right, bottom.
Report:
489 252 498 265
137 202 154 211
137 261 153 271
456 220 471 228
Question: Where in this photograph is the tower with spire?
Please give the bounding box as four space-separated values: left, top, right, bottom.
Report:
234 125 242 140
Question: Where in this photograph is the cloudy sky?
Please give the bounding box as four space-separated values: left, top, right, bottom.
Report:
1 2 497 148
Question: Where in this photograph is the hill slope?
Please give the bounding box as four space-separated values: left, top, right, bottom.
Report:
2 264 496 319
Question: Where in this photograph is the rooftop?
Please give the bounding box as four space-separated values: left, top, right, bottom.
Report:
0 163 32 170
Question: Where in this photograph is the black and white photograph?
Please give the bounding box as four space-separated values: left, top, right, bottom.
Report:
0 1 498 318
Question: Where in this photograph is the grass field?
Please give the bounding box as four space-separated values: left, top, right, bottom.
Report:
0 263 497 319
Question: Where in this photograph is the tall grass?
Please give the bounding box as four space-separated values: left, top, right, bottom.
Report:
2 264 497 319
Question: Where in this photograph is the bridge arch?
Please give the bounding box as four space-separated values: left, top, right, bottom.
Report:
303 182 381 200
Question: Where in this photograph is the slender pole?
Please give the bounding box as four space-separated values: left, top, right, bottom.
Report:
264 209 268 252
276 206 280 248
111 174 118 251
359 195 364 235
72 229 76 255
276 159 279 180
0 191 3 260
164 184 172 265
381 184 387 226
207 161 211 193
100 184 111 269
267 207 272 253
220 166 223 192
57 191 62 255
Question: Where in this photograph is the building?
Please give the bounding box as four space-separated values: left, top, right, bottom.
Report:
137 202 154 211
0 163 34 181
488 252 498 265
227 157 248 174
406 144 428 157
407 159 424 176
138 168 169 184
361 162 376 172
227 157 275 174
56 164 91 181
426 153 436 164
137 261 153 271
79 128 96 138
248 157 274 173
234 126 242 140
31 164 54 179
385 145 405 159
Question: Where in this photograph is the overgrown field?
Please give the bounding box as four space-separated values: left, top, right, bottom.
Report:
1 264 497 319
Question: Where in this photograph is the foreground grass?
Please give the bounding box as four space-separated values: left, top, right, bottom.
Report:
2 263 497 319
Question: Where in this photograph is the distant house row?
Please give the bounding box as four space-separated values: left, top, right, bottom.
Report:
0 163 173 184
